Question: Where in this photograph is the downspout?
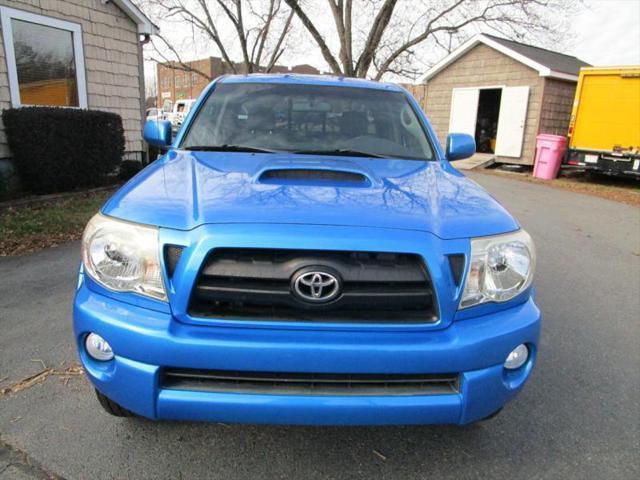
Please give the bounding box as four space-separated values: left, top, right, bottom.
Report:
138 34 150 163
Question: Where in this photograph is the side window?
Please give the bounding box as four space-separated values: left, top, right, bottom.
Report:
0 6 87 107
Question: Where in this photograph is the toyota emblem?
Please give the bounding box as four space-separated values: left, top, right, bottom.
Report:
292 269 341 303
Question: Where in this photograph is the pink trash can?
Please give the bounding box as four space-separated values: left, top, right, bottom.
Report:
533 134 568 180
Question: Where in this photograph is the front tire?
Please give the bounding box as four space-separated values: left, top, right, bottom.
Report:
95 389 135 417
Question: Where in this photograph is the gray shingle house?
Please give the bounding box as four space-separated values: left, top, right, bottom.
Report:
0 0 156 171
413 34 590 165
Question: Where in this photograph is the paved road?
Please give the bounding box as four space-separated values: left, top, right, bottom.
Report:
1 172 639 480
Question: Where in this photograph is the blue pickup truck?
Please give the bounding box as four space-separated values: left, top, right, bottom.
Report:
74 74 539 425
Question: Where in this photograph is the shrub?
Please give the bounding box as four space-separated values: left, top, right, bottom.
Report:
118 159 143 181
0 158 20 200
2 107 125 194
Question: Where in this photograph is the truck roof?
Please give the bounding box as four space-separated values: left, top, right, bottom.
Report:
578 66 640 74
219 73 404 92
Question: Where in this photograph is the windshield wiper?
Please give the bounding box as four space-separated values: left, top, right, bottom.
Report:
292 149 389 159
184 144 280 154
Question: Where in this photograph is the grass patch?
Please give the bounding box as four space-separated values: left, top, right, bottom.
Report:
0 190 112 256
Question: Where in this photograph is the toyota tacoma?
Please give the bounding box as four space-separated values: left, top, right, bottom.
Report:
74 74 539 425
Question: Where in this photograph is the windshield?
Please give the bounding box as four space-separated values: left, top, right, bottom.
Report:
181 83 434 160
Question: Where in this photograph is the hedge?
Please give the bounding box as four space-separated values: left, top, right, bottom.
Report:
2 107 125 194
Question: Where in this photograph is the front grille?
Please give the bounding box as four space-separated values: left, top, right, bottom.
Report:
188 249 437 323
162 368 459 396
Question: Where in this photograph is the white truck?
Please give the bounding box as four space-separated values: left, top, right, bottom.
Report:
166 99 196 132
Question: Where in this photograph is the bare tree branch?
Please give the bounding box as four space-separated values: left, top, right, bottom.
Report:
373 0 524 80
282 0 577 80
150 34 213 80
145 0 579 82
343 0 353 70
284 0 343 74
353 0 397 77
265 6 295 71
147 0 296 76
328 0 353 75
216 0 253 71
253 0 277 68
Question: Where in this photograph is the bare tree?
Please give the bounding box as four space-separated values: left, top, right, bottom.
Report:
144 0 295 80
284 0 578 80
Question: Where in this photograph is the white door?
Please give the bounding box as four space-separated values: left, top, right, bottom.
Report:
449 88 479 136
495 86 529 157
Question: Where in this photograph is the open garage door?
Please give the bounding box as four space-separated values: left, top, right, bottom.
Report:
495 86 529 157
449 88 479 136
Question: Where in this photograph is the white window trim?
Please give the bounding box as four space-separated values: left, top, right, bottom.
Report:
0 6 88 108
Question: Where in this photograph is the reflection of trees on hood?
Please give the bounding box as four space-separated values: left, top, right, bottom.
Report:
152 154 495 224
381 177 430 212
380 169 495 217
192 159 481 216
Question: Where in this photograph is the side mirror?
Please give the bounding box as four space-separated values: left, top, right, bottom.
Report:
143 119 172 148
446 133 476 161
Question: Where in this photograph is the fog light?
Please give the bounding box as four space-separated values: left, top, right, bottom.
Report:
504 344 528 370
85 333 114 361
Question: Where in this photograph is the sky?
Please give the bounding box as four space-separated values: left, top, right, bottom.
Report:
142 0 640 93
567 0 640 65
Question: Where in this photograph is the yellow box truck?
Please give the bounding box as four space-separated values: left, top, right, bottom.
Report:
566 66 640 178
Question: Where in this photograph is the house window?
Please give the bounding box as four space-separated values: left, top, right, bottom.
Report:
0 6 87 108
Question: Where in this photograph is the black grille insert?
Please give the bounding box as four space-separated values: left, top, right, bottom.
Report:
162 368 459 396
189 249 438 323
164 245 184 278
448 254 465 286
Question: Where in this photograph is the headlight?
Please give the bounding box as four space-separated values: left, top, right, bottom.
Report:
81 214 166 301
460 229 535 309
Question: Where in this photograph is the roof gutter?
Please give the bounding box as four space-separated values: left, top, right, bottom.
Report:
104 0 159 36
543 70 579 82
416 34 579 84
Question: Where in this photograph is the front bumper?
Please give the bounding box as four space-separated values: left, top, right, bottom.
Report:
74 282 540 425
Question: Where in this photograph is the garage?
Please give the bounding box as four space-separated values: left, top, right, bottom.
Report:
413 34 591 165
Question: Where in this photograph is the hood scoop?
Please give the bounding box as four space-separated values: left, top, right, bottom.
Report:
102 153 520 237
257 168 372 188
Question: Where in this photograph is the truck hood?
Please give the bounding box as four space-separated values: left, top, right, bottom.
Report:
102 151 518 239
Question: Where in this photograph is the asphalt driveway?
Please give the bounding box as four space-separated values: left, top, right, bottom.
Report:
1 172 639 480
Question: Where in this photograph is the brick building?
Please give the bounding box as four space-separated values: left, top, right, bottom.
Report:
157 57 319 109
0 0 157 163
411 34 590 165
